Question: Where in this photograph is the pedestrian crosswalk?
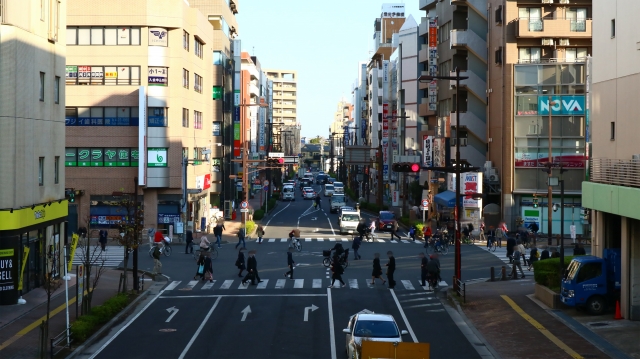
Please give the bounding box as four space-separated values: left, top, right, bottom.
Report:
163 278 449 292
256 237 424 244
474 243 537 272
71 247 124 268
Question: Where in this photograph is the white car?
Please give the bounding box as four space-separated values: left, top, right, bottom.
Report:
343 312 408 359
303 188 316 199
324 184 335 197
333 181 345 194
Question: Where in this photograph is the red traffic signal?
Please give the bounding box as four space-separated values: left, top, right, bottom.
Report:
392 162 420 173
267 158 284 166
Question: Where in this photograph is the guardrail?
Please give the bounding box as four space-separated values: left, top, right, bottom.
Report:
50 327 73 358
453 277 466 303
590 158 640 189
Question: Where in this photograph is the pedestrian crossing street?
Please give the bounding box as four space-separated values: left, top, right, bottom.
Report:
163 278 448 292
254 237 424 244
71 247 124 268
473 243 537 272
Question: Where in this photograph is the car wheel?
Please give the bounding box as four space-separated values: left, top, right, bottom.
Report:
587 295 606 315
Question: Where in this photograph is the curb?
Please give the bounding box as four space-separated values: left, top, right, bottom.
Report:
446 290 502 359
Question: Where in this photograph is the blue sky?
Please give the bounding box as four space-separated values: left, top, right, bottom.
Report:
236 0 423 139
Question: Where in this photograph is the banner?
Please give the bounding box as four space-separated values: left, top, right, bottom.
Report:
514 153 586 168
423 135 433 167
433 138 446 167
428 17 438 111
463 172 482 208
537 95 585 115
68 233 79 272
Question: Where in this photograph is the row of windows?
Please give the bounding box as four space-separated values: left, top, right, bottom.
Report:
181 109 203 129
38 156 60 186
518 47 589 63
65 148 140 167
66 27 141 46
65 107 140 126
66 66 141 85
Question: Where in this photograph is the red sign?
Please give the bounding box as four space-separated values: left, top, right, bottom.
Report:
203 174 211 190
383 104 389 120
514 154 586 168
429 26 437 47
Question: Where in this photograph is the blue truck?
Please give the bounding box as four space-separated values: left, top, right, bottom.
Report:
560 248 621 315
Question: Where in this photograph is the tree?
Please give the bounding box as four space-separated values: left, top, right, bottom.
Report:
75 218 108 313
114 194 144 293
41 244 62 358
309 136 323 144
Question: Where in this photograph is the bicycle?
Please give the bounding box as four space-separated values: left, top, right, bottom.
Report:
322 250 349 269
192 245 218 261
148 241 172 258
488 238 497 252
462 234 473 245
427 238 449 255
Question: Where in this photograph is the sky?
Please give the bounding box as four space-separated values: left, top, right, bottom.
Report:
236 0 423 139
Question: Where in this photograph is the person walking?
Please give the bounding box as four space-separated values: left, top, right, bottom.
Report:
386 251 396 289
284 247 295 279
423 225 432 243
213 221 225 248
203 254 213 283
427 253 441 288
528 247 539 271
390 220 402 240
509 244 526 279
495 225 505 248
409 226 417 242
152 245 162 275
370 253 386 285
419 252 429 287
369 219 376 236
506 236 516 263
540 248 550 260
98 229 108 251
315 194 322 209
147 226 155 243
236 248 246 277
199 235 211 251
194 252 206 280
236 225 247 249
185 228 194 254
328 254 346 288
256 225 265 244
242 250 262 285
352 235 362 260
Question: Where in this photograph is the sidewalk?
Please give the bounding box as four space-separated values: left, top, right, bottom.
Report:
0 269 149 359
457 279 638 359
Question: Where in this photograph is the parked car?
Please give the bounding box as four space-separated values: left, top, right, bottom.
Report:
377 211 396 231
343 311 408 359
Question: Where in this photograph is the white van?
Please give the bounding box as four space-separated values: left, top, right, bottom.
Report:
339 210 361 234
281 185 295 201
324 184 335 197
333 182 345 194
330 194 347 213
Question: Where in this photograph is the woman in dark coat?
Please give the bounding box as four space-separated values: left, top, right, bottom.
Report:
236 248 246 277
370 253 386 285
203 255 213 283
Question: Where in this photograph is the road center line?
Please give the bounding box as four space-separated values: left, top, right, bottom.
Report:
324 211 336 236
327 287 337 359
390 289 419 343
263 202 291 229
178 297 221 359
158 294 328 298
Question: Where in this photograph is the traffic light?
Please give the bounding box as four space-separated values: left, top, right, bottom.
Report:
267 158 284 166
391 162 420 173
533 197 539 208
66 188 75 203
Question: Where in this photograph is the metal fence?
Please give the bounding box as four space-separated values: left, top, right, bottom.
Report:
590 158 640 189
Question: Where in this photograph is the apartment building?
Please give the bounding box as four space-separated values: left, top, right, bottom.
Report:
65 0 238 235
330 98 353 135
486 0 592 231
582 0 640 320
266 69 297 127
0 0 68 304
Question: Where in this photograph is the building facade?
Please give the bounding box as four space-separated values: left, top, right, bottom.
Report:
582 0 640 320
0 0 68 304
266 69 297 127
65 0 238 236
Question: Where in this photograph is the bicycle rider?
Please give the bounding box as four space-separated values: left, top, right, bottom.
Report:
356 219 368 241
288 229 301 248
331 242 345 258
153 230 165 251
314 193 322 209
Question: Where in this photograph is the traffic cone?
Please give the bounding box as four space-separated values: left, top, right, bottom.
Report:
614 300 623 320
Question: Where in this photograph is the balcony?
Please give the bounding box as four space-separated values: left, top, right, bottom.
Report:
420 0 436 10
450 70 487 103
450 111 486 143
450 0 486 15
583 158 640 220
450 29 488 63
517 18 592 38
418 43 429 64
419 100 436 117
589 158 640 189
419 18 428 37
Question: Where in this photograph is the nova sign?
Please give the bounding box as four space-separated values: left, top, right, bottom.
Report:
538 96 585 115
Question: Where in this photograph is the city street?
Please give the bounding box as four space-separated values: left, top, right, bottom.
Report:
77 184 508 359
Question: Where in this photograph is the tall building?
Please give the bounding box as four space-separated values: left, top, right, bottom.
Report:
266 69 297 127
583 0 640 320
486 0 592 230
0 0 68 303
330 98 352 135
65 0 238 237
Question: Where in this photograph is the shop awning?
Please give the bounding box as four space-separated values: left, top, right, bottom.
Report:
434 190 458 208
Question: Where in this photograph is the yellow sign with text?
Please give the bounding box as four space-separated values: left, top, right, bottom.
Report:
0 201 68 231
361 341 430 359
18 246 29 291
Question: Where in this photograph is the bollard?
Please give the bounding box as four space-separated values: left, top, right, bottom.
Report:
501 266 506 280
490 267 495 282
512 266 517 279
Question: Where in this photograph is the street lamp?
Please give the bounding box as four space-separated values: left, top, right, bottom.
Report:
419 68 469 289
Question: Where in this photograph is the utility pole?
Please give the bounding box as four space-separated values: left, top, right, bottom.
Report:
547 95 555 245
377 129 383 207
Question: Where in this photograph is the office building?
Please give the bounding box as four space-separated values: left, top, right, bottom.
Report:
0 0 68 303
582 0 640 320
266 68 297 127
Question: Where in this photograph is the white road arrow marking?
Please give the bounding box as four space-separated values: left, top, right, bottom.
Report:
304 304 319 321
165 306 179 322
240 305 252 321
311 217 317 221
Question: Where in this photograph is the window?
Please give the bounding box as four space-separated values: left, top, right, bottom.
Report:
65 106 139 126
148 107 167 127
194 111 203 129
495 47 503 65
39 72 45 101
183 69 189 88
38 157 44 186
213 51 224 65
54 76 60 103
611 122 615 140
66 26 141 45
565 48 588 63
567 8 587 32
183 30 189 51
66 66 141 85
519 7 542 32
182 108 189 128
54 156 59 184
438 22 451 43
576 262 602 284
518 47 541 63
194 38 204 58
495 5 503 24
194 73 203 93
611 19 616 38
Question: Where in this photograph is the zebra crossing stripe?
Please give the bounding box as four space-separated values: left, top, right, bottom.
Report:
404 303 442 309
280 238 287 242
366 279 374 288
340 238 348 241
328 238 335 241
390 240 398 244
348 279 358 289
165 281 181 291
201 280 216 290
257 279 269 289
376 238 385 243
305 238 312 242
238 281 249 289
426 309 445 313
186 280 198 289
219 280 233 289
268 238 276 242
294 279 304 288
401 240 411 244
401 280 415 290
312 279 322 288
275 279 286 289
317 238 324 241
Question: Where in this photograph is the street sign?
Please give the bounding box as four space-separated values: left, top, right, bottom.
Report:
264 186 269 191
264 180 270 186
283 156 298 164
268 152 285 158
240 208 249 213
422 199 429 207
240 201 248 209
187 188 203 194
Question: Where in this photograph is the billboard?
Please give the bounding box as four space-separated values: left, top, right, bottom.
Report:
515 152 586 168
433 138 446 167
537 95 585 115
428 17 438 111
423 135 433 167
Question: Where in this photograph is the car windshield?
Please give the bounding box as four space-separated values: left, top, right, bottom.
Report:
379 213 394 220
305 189 314 193
325 185 334 190
283 187 294 192
342 214 360 222
331 196 345 203
353 320 399 338
565 260 580 280
334 182 344 187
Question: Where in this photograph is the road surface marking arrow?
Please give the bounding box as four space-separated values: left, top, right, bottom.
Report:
240 305 252 321
304 304 319 321
165 306 179 322
311 217 317 221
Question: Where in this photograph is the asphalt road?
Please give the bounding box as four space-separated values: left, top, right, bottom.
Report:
81 183 507 359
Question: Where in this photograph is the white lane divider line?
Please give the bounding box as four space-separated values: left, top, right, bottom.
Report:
178 297 221 359
404 303 442 309
294 279 304 288
268 238 276 242
201 280 216 290
263 202 291 229
257 279 269 289
313 279 322 288
275 279 286 289
348 279 359 289
327 288 337 359
165 281 181 291
389 290 419 343
219 280 233 289
401 280 415 290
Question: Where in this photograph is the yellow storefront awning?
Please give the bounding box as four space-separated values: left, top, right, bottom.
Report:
0 200 69 231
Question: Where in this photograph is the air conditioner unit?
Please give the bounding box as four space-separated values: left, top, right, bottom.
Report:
488 174 500 183
559 38 570 46
632 154 640 161
451 138 468 147
542 38 554 46
484 161 493 169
